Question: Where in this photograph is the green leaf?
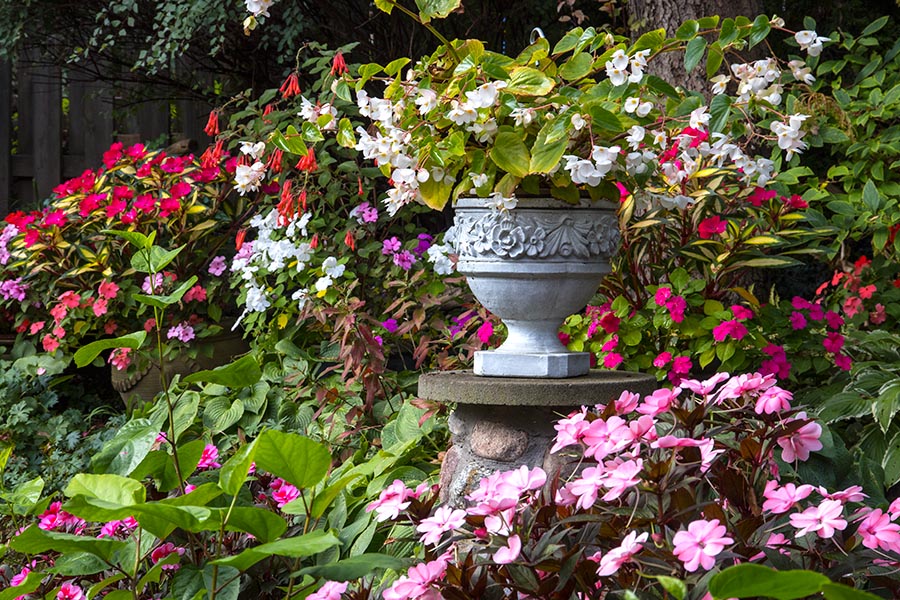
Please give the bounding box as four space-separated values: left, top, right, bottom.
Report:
505 67 555 96
133 276 198 309
719 18 738 44
255 430 331 489
748 14 771 48
558 52 593 81
297 553 407 580
91 418 159 476
585 102 622 131
182 354 259 388
270 129 308 155
1 476 44 513
706 41 724 79
130 245 184 274
0 571 42 600
675 19 699 40
861 16 889 36
684 37 707 73
65 474 146 505
709 564 829 600
709 93 732 133
383 57 411 76
11 525 125 562
203 397 245 431
529 121 568 174
862 179 883 211
219 438 258 496
157 439 206 492
211 530 340 572
631 28 665 53
218 506 287 544
414 0 460 22
74 331 147 368
171 566 207 600
654 575 686 600
102 229 153 250
336 118 356 148
821 583 883 600
310 473 362 519
301 121 325 143
490 131 531 177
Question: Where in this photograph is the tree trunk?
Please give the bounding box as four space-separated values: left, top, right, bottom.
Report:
629 0 763 92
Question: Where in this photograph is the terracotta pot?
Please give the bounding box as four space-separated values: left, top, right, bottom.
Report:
110 331 249 410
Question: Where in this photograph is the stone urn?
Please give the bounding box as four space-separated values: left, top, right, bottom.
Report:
449 196 620 378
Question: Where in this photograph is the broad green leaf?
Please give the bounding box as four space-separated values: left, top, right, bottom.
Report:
270 129 308 156
171 566 207 600
684 37 707 74
529 123 568 174
297 553 407 580
310 474 362 519
133 276 199 309
585 102 621 131
821 583 883 599
861 16 889 36
418 172 454 210
706 41 724 79
0 572 42 600
11 525 125 562
74 331 147 368
862 179 882 212
102 229 153 250
301 121 325 143
255 430 331 489
709 564 829 599
0 439 12 473
205 565 240 600
65 474 146 505
203 397 245 431
631 28 665 53
505 67 555 96
675 19 699 40
134 503 212 540
414 0 460 22
205 506 287 544
490 131 531 177
336 118 356 148
748 14 771 48
383 57 411 76
558 52 592 81
50 551 110 576
157 439 206 492
719 18 738 44
211 530 340 572
130 245 184 274
654 575 686 600
709 93 732 133
91 418 158 476
219 438 258 496
182 354 260 387
0 476 44 514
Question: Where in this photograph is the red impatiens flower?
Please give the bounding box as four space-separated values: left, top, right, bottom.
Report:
697 215 726 239
747 186 777 207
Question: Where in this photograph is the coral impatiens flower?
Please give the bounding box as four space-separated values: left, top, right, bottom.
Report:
672 519 733 572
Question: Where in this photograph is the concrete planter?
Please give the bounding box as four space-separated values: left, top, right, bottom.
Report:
449 196 620 378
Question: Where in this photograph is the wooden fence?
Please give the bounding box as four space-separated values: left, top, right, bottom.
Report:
0 53 212 213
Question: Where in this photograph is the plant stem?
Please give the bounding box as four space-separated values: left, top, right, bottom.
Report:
384 0 460 63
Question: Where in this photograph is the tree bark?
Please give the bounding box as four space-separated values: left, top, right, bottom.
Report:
629 0 763 92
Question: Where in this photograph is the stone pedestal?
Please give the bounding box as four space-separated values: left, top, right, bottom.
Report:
418 370 657 507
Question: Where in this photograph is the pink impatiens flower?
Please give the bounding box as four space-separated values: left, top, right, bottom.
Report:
754 385 792 415
97 280 119 299
493 534 522 564
777 412 823 462
382 556 448 600
56 582 84 600
271 480 300 507
712 319 748 342
367 479 415 522
762 480 814 514
417 505 467 546
697 215 727 239
476 321 493 344
855 509 900 552
150 542 186 570
307 581 349 600
591 530 648 576
790 499 847 538
672 519 734 572
197 444 220 469
208 255 227 276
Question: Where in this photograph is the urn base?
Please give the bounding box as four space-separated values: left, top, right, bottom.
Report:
474 350 590 378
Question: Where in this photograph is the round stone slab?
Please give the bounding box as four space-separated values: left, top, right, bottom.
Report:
419 370 657 407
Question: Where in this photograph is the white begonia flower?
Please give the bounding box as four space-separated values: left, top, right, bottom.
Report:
415 89 438 114
636 101 653 118
465 81 506 109
657 194 697 210
710 74 730 95
795 30 830 57
628 49 650 83
489 192 518 212
245 0 273 17
468 119 498 143
563 156 605 186
356 90 371 116
368 97 395 125
234 162 267 196
788 60 816 85
240 141 266 160
623 97 640 113
322 256 345 279
510 107 534 127
591 145 620 166
625 126 645 150
470 173 488 189
605 49 630 86
298 96 316 121
771 16 785 28
446 100 478 125
571 113 586 131
689 106 710 130
771 114 809 158
314 276 333 293
651 130 667 147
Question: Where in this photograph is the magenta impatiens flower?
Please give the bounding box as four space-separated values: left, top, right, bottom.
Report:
197 444 220 469
56 582 84 600
150 542 186 570
382 236 401 255
790 499 847 538
777 412 823 462
672 519 733 572
697 215 727 239
476 321 493 344
712 319 747 342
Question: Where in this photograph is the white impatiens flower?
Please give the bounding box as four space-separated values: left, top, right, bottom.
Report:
795 30 830 57
426 243 454 275
291 289 308 311
605 49 630 86
771 114 809 158
322 256 345 278
314 276 333 293
710 74 730 95
245 0 273 17
240 141 266 160
244 284 271 312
